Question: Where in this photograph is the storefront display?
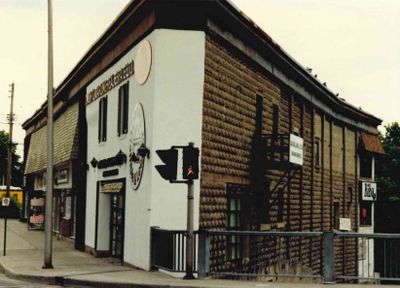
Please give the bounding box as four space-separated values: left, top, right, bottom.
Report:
28 192 45 230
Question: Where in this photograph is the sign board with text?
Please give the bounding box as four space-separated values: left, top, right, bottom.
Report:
361 181 377 201
289 134 304 166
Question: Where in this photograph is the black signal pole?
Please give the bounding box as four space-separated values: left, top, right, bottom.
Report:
184 142 195 279
154 142 198 279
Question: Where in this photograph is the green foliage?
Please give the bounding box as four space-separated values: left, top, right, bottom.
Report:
376 122 400 232
0 130 23 187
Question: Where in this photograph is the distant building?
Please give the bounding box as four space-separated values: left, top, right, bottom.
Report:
22 0 384 277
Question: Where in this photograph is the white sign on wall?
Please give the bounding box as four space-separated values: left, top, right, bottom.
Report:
361 181 377 201
289 134 304 166
339 218 352 231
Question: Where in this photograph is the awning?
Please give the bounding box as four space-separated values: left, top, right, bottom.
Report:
24 103 79 174
359 132 385 155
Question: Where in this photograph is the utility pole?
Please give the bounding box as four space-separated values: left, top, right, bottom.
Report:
3 83 14 256
43 0 54 269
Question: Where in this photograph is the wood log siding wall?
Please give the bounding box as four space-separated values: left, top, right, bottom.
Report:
201 34 358 275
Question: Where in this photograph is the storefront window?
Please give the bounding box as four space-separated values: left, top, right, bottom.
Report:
360 202 372 226
28 192 45 230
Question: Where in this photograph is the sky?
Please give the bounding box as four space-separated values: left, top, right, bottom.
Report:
0 0 399 158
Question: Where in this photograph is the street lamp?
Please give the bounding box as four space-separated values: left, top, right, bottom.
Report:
43 0 54 269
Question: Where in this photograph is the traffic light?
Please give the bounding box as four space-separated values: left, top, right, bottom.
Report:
155 148 178 181
182 146 199 180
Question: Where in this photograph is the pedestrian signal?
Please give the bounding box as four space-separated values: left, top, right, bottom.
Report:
182 146 199 180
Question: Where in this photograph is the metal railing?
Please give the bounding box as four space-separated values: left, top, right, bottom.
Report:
335 232 400 283
199 230 324 280
151 228 198 273
151 228 400 283
262 134 290 166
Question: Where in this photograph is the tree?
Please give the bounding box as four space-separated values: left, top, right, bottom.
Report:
375 122 400 232
0 130 23 187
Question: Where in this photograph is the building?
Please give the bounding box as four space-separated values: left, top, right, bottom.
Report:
22 80 87 248
23 0 384 276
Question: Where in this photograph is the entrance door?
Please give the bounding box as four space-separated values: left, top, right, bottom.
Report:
110 194 124 260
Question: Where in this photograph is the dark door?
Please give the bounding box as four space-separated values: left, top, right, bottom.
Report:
110 194 124 260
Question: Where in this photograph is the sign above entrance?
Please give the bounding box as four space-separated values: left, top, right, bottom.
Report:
100 180 124 194
289 134 304 166
361 181 377 201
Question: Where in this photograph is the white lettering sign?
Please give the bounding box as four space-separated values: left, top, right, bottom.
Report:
361 181 377 201
289 134 304 166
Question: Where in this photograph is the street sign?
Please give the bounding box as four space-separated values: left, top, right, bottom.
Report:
2 197 10 207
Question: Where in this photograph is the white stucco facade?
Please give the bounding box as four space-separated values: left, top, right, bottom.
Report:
85 29 205 270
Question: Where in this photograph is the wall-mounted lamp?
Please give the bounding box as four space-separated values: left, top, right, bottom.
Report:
130 144 150 163
90 157 98 168
138 144 150 159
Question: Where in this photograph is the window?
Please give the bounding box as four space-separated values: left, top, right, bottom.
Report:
277 187 284 222
272 104 279 137
118 82 129 136
360 202 372 226
255 95 263 134
314 137 321 169
98 96 108 142
360 153 372 179
227 195 241 261
333 202 340 229
347 186 353 213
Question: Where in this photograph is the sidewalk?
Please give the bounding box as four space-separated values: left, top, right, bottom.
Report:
0 220 397 288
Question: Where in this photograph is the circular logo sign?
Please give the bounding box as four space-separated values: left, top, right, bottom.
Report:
134 39 152 85
129 103 146 190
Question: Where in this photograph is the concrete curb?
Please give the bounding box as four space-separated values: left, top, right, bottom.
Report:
0 262 213 288
0 263 59 285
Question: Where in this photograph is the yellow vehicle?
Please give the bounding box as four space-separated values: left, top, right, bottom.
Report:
0 185 23 207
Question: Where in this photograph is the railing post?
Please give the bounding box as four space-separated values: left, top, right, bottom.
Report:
324 231 335 283
198 230 210 279
150 227 158 271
